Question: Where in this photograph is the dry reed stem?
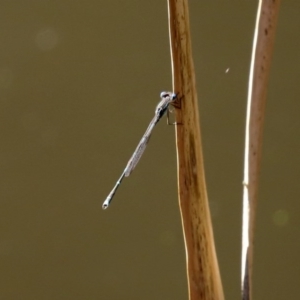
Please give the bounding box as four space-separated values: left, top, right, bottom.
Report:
167 1 224 299
242 1 281 299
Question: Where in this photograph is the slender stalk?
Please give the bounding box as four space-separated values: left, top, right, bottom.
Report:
167 1 224 299
242 1 281 299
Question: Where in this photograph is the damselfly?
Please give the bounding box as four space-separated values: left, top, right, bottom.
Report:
102 91 177 209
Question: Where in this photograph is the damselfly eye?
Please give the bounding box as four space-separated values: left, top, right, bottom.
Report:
160 91 168 98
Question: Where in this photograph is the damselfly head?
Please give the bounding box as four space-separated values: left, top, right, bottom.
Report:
160 91 177 100
160 91 171 99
